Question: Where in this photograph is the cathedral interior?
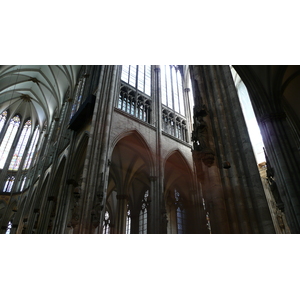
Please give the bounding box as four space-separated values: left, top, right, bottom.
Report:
0 65 299 234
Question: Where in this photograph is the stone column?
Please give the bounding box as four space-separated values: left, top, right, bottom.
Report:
190 65 275 233
115 194 128 234
259 112 300 233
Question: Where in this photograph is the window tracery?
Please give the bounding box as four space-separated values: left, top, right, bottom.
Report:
9 119 32 171
0 115 21 169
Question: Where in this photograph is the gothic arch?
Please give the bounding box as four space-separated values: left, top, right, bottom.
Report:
164 150 194 234
107 130 153 233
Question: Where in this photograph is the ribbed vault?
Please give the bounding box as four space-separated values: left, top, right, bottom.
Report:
0 65 81 129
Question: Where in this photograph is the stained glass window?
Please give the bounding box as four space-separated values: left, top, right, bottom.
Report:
70 76 87 119
0 115 20 169
23 125 40 170
161 65 185 115
3 176 15 192
20 176 27 192
126 205 131 234
175 189 186 234
6 221 12 234
102 211 111 234
0 110 7 134
139 190 149 234
9 119 32 171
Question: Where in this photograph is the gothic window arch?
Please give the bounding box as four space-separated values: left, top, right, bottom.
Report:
102 211 111 234
0 115 21 169
23 125 40 170
139 190 149 234
9 119 32 171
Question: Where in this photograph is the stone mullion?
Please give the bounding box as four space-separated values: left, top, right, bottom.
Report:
184 86 193 141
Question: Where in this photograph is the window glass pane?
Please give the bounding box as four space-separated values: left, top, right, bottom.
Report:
121 65 129 82
172 67 179 113
129 65 137 87
145 66 151 96
23 125 40 170
0 115 20 169
9 120 31 171
137 65 145 92
161 66 167 105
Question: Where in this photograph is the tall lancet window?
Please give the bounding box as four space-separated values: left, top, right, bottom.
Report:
3 176 15 192
175 189 186 234
9 119 32 171
0 115 20 169
23 125 40 170
102 211 111 234
0 111 7 134
126 205 131 234
161 65 185 116
139 190 149 234
70 75 87 119
121 65 151 96
119 65 152 123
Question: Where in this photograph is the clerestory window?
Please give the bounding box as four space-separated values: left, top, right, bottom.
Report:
23 125 40 170
70 74 87 119
3 176 15 192
0 115 21 169
9 119 32 171
118 65 152 123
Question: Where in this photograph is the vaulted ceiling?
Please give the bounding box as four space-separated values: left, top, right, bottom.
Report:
0 65 82 129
